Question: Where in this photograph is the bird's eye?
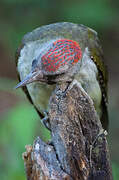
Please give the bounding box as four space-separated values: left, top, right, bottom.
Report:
32 59 37 68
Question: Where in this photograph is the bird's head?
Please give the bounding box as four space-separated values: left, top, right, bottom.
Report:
15 39 82 88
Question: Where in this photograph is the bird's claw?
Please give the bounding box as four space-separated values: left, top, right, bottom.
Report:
41 110 51 131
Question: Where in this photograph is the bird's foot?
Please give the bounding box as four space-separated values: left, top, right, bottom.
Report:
57 80 81 98
47 140 54 146
41 110 51 131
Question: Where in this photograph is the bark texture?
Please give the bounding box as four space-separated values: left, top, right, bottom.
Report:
23 80 113 180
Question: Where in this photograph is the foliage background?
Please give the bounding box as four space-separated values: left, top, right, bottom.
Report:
0 0 119 179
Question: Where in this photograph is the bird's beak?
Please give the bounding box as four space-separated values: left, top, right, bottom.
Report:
15 71 43 89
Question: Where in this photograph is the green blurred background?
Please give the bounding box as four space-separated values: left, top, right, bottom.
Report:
0 0 119 179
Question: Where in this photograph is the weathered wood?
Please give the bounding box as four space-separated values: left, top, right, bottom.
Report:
23 80 113 180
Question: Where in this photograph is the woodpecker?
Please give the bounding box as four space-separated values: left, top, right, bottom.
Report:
15 22 108 130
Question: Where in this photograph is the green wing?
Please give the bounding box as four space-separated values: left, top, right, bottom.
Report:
87 28 108 130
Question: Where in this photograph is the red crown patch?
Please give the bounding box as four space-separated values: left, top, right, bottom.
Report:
41 39 82 72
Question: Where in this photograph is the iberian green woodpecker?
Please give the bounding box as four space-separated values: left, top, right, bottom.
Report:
15 22 108 130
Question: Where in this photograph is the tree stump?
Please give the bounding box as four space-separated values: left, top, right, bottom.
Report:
23 80 113 180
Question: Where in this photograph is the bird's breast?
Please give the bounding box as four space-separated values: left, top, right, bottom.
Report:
27 82 56 112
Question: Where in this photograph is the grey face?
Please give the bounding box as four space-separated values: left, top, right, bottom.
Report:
15 58 44 89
